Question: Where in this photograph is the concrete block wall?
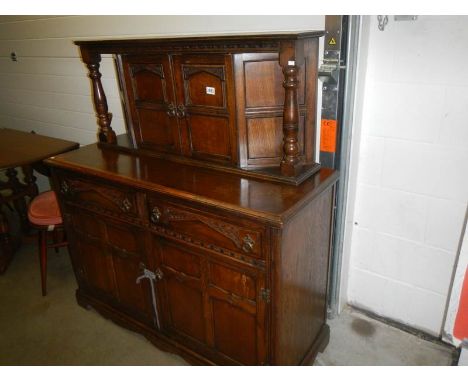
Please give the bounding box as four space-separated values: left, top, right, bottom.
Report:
346 16 468 335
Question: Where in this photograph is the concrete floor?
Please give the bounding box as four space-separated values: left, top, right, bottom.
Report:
0 239 456 366
315 307 454 365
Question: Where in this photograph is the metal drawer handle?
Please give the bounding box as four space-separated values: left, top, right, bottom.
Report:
150 206 162 224
242 234 255 253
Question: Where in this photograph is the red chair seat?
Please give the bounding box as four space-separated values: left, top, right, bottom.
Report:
27 190 62 226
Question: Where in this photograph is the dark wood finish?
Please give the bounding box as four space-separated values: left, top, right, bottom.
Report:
271 188 334 364
120 54 180 154
45 31 335 365
280 64 301 176
80 50 117 144
172 54 238 164
76 32 323 184
0 128 78 274
0 128 79 169
234 52 308 169
46 140 337 365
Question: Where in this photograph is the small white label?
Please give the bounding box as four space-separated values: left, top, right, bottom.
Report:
288 60 296 66
206 86 216 95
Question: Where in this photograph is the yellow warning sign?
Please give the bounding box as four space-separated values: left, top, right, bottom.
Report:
328 37 337 45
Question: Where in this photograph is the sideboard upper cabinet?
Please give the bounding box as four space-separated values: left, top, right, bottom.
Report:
76 32 323 184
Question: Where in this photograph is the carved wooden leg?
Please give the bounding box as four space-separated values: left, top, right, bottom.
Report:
280 64 302 177
81 49 116 144
22 165 39 198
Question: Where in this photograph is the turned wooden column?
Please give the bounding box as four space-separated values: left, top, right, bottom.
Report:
81 48 117 144
280 62 302 177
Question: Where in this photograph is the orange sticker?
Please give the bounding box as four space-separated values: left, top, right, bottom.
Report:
320 119 337 153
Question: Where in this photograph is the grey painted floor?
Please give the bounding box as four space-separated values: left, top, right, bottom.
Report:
0 239 456 366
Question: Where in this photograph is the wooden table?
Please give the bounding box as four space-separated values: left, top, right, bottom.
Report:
0 128 79 274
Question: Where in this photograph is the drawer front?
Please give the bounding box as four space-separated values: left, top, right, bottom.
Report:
147 197 266 265
57 173 141 222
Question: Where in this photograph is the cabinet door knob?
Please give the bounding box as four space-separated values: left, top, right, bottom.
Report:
150 206 162 224
166 103 176 117
242 234 255 253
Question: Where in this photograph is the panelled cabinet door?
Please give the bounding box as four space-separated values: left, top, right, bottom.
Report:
152 235 269 365
64 207 156 327
152 238 207 345
172 54 238 165
121 54 181 154
105 220 156 325
65 208 115 298
233 52 308 168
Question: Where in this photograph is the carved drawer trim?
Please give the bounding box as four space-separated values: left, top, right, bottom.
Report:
148 200 265 265
59 178 141 222
152 224 265 269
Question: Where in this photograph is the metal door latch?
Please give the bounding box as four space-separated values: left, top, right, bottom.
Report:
319 51 346 84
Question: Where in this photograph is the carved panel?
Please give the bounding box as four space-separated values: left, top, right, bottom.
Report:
182 66 225 81
129 63 167 103
130 64 164 78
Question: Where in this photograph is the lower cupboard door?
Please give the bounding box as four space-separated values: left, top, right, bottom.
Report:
155 239 207 344
104 220 156 326
207 260 268 365
153 237 268 365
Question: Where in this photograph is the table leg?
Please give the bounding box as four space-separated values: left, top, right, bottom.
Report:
0 208 16 274
22 165 39 197
6 168 30 233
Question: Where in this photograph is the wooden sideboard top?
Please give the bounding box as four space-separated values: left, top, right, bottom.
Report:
46 142 338 226
74 31 324 51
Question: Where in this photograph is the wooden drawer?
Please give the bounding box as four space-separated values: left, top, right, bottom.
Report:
147 197 266 266
57 173 141 222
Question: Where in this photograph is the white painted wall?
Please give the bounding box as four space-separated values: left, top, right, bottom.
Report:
442 210 467 346
345 16 468 336
0 15 324 191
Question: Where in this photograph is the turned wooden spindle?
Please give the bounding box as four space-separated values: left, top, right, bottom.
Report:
82 50 117 144
280 63 301 177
